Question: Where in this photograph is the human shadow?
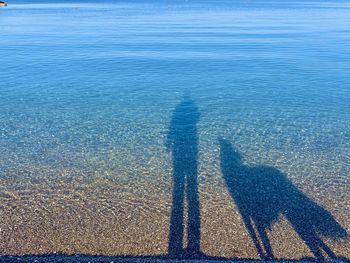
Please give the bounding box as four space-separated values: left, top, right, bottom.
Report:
165 95 202 258
219 138 347 260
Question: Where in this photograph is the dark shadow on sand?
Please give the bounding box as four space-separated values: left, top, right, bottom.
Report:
165 95 202 258
1 253 349 263
219 138 348 260
1 99 349 262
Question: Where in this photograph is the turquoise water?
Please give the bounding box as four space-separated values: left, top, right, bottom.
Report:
0 0 349 259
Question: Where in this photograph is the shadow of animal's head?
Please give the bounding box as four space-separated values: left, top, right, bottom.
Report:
218 137 242 167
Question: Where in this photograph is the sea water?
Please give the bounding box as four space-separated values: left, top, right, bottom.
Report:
0 0 349 259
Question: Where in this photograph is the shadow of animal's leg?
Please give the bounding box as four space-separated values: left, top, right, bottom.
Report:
242 215 266 259
257 225 274 259
169 169 186 256
320 241 337 259
302 233 326 260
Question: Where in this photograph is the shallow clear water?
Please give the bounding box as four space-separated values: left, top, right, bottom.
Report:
0 0 349 259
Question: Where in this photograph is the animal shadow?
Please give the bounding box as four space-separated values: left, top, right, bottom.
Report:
219 138 347 260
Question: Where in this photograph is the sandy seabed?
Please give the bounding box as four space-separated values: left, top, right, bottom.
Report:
0 165 349 260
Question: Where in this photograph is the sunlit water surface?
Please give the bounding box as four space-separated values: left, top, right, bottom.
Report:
0 0 350 259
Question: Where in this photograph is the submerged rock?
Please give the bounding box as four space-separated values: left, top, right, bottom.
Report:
0 1 7 6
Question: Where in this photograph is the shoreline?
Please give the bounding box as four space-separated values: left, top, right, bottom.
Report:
1 254 349 263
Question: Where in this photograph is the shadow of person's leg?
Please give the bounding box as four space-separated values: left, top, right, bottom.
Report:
187 168 201 255
168 166 186 256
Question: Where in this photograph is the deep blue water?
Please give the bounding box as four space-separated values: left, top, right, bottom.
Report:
0 0 349 258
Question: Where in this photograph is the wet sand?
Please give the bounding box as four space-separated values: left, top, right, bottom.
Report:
1 255 349 263
0 166 349 260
